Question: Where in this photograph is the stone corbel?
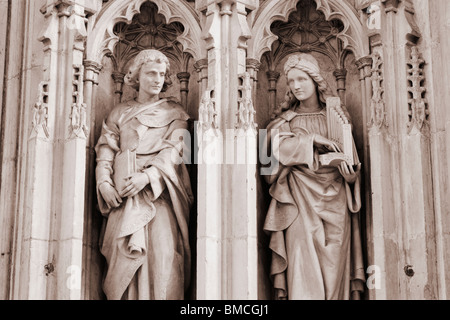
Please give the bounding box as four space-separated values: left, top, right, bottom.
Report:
381 0 400 13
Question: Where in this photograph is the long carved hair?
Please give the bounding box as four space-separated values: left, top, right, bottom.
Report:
272 53 334 118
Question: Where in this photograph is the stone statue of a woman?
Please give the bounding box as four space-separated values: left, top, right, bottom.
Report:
263 53 365 300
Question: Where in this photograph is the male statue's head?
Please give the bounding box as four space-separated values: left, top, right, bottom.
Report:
124 49 173 101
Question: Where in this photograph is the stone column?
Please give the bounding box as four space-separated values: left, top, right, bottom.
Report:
195 0 258 300
0 0 29 300
11 0 99 300
333 68 348 104
266 70 280 113
355 54 377 299
177 72 191 110
246 58 261 102
82 59 102 300
422 0 450 300
369 0 437 299
195 0 223 300
111 71 125 104
194 59 208 103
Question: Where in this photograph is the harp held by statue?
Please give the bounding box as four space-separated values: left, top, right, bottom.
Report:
319 97 359 167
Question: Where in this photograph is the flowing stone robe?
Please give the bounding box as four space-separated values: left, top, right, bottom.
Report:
95 99 193 300
263 107 365 300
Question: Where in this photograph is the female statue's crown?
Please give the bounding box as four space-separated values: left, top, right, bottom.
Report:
284 53 321 77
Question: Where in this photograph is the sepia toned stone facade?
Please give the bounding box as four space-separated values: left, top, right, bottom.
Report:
0 0 449 300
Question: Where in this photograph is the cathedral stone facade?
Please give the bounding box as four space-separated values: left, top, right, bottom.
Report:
0 0 449 300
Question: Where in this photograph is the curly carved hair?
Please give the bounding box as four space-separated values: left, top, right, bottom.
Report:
124 49 173 92
272 53 334 118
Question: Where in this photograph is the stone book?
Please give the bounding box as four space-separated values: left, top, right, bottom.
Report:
113 149 136 196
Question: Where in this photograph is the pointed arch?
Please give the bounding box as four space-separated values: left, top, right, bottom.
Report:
248 0 369 61
86 0 204 64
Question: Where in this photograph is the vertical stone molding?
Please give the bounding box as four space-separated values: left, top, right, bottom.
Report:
196 0 259 300
82 59 102 300
11 0 98 300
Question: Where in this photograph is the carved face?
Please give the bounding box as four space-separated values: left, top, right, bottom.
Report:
138 61 167 98
287 68 317 102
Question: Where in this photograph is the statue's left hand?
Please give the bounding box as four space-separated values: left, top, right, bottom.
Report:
338 162 361 184
121 172 150 198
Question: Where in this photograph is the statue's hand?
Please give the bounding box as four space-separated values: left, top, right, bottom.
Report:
121 172 150 198
338 162 361 184
99 182 123 209
312 134 342 153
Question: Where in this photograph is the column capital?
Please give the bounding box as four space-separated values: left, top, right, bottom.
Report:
381 0 400 13
111 71 126 84
356 56 373 71
266 70 281 82
177 72 191 82
83 60 102 73
333 68 348 80
246 58 261 71
194 59 209 71
40 0 99 16
196 0 258 12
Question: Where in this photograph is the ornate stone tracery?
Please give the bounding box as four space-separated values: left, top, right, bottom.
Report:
265 0 346 70
369 51 387 130
406 46 427 133
31 81 50 139
112 1 191 73
87 0 203 65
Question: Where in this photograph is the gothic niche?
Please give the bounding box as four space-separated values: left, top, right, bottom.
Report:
87 0 199 300
256 0 365 299
257 0 363 151
108 1 196 112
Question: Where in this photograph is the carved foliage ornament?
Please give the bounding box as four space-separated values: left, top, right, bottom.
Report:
236 73 257 132
369 51 387 130
407 46 427 133
198 90 218 132
31 82 50 139
70 65 89 139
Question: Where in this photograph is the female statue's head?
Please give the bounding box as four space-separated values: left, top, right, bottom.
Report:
273 53 333 116
124 49 173 94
